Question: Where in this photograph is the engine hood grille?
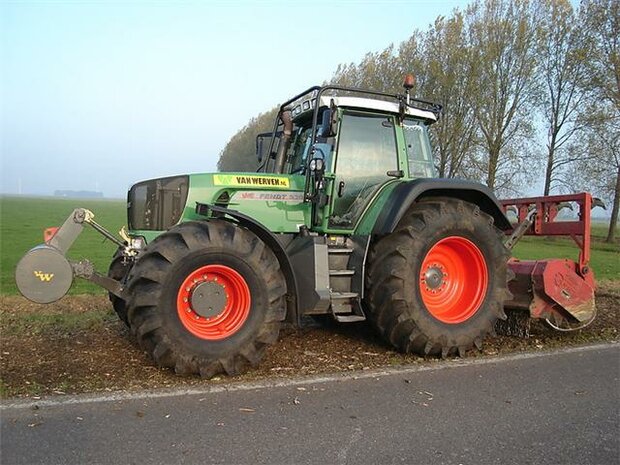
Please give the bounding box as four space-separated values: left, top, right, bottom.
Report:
128 175 189 231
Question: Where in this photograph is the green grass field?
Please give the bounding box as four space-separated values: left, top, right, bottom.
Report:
1 196 618 296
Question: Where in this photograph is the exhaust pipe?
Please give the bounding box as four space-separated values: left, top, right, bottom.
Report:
273 110 293 174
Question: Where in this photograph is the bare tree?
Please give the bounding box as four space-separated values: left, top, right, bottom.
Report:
467 0 542 191
568 110 619 241
581 0 620 110
539 0 591 195
577 0 620 242
416 12 480 178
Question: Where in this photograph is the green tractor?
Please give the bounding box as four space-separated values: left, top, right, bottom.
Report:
16 77 598 377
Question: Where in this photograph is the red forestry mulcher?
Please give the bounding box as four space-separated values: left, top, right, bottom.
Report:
500 192 601 336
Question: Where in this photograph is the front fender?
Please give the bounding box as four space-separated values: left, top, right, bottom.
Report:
195 203 300 325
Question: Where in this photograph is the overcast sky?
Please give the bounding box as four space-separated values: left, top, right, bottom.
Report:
1 0 471 198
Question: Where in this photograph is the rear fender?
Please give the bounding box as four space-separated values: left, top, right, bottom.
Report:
371 179 511 235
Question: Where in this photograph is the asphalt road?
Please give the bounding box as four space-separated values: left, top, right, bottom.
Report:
1 344 618 465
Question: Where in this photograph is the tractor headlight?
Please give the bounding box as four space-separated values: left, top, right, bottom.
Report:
130 236 146 250
310 158 324 172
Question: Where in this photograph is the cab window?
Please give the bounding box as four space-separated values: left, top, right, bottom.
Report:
403 119 435 178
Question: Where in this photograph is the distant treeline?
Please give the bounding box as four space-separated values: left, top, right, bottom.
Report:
54 190 104 199
217 0 618 242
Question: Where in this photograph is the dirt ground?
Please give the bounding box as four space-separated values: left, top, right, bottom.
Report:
1 283 618 399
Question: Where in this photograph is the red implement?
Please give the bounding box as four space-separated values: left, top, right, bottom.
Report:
500 193 596 330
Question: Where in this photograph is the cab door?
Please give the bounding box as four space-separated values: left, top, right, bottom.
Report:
328 111 399 230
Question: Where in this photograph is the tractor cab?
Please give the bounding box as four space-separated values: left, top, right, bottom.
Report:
257 81 441 231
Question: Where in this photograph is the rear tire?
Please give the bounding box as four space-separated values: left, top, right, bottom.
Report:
125 220 286 377
365 197 510 357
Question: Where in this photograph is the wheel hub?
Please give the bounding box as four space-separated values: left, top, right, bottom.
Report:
423 266 445 290
190 281 227 318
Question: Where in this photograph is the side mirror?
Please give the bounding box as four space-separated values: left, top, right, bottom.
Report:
318 102 338 139
256 132 281 163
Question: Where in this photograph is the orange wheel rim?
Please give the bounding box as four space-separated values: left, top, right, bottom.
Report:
176 264 251 340
419 236 488 324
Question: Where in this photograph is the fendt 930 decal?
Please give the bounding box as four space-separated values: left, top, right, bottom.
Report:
235 191 304 202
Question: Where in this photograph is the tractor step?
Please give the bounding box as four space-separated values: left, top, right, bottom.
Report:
330 291 358 300
329 269 355 276
332 314 366 323
326 241 366 323
330 290 366 322
328 247 354 254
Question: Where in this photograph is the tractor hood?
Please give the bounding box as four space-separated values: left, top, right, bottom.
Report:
127 172 308 238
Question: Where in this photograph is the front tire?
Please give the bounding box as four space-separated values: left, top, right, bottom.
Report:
365 197 510 357
125 220 286 377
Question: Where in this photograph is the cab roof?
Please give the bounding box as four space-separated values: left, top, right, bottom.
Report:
319 95 438 122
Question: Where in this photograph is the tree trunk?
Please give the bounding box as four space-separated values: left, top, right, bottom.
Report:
544 133 557 196
605 165 620 243
543 148 554 196
486 147 499 190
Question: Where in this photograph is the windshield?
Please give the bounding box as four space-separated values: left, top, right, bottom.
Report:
403 119 435 178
